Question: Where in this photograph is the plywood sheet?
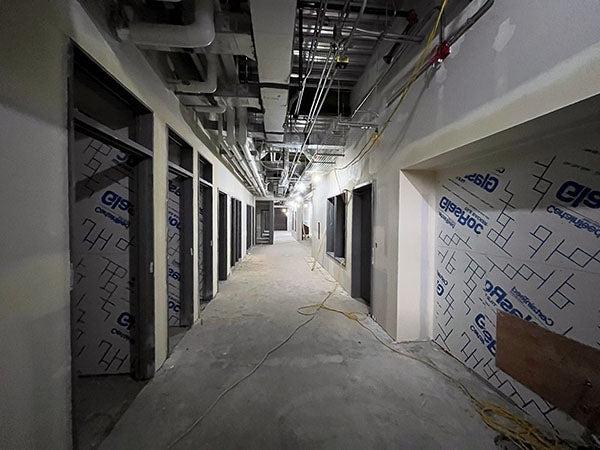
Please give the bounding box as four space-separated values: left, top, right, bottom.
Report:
496 312 600 432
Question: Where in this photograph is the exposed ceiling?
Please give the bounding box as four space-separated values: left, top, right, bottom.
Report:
109 0 441 198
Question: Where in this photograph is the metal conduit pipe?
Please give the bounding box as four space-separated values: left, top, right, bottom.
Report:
351 6 440 118
229 141 262 193
194 104 227 114
212 108 261 194
221 151 252 190
198 112 253 191
280 148 290 187
217 114 224 145
242 143 268 197
226 107 236 147
219 137 257 193
117 0 215 49
294 0 328 117
172 54 218 94
386 0 494 107
236 107 268 196
297 0 496 186
236 107 248 146
284 0 367 196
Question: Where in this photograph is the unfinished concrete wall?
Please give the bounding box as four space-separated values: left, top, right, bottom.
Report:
0 0 253 447
311 0 600 341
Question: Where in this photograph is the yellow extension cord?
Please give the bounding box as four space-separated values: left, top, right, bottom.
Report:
168 4 568 447
307 4 569 446
299 272 568 450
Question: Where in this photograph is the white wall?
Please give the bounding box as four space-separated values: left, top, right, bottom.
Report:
311 0 600 341
0 0 254 447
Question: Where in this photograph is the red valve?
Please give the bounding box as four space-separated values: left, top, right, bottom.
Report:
432 41 451 63
406 9 418 26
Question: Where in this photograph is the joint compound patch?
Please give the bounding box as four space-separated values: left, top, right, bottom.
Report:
493 18 516 53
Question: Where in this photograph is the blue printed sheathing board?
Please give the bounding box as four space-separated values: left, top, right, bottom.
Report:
434 140 600 431
167 174 182 326
71 133 136 375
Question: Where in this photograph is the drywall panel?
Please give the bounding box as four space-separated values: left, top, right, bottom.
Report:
433 127 600 432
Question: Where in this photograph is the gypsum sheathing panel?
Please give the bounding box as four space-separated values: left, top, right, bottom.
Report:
433 139 600 430
71 131 136 375
167 173 183 326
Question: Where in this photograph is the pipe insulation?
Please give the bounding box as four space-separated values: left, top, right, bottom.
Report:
236 107 267 196
236 107 248 147
172 54 218 94
194 104 227 114
226 107 236 147
117 0 215 49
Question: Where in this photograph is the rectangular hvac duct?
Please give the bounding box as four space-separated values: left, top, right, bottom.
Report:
250 0 296 143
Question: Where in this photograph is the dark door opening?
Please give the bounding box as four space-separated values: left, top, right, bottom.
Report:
274 207 288 230
230 198 242 265
198 153 213 305
351 183 373 305
68 45 154 449
218 191 228 281
246 204 253 249
230 198 237 267
166 128 194 354
236 199 242 260
198 180 213 303
255 200 274 244
166 170 193 350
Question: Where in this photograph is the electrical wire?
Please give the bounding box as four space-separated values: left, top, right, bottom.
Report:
166 285 339 449
167 251 568 449
333 0 448 174
298 257 570 450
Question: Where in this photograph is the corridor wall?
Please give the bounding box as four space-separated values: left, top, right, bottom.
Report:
434 126 600 431
0 0 254 446
309 0 600 342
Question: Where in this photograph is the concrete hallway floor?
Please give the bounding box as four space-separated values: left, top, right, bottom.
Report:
100 231 529 449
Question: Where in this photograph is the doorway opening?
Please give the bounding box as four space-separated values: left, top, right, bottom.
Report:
166 128 194 354
351 183 373 305
230 198 242 265
218 191 228 282
198 154 213 308
246 204 254 249
274 206 288 230
256 200 274 244
68 46 154 448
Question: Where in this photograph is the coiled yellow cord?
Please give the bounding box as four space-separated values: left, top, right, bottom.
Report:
299 266 570 450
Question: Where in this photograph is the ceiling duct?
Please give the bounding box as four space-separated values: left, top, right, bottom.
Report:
171 54 217 94
279 148 290 195
236 106 248 146
226 106 236 147
249 0 296 143
117 0 215 49
193 104 226 114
